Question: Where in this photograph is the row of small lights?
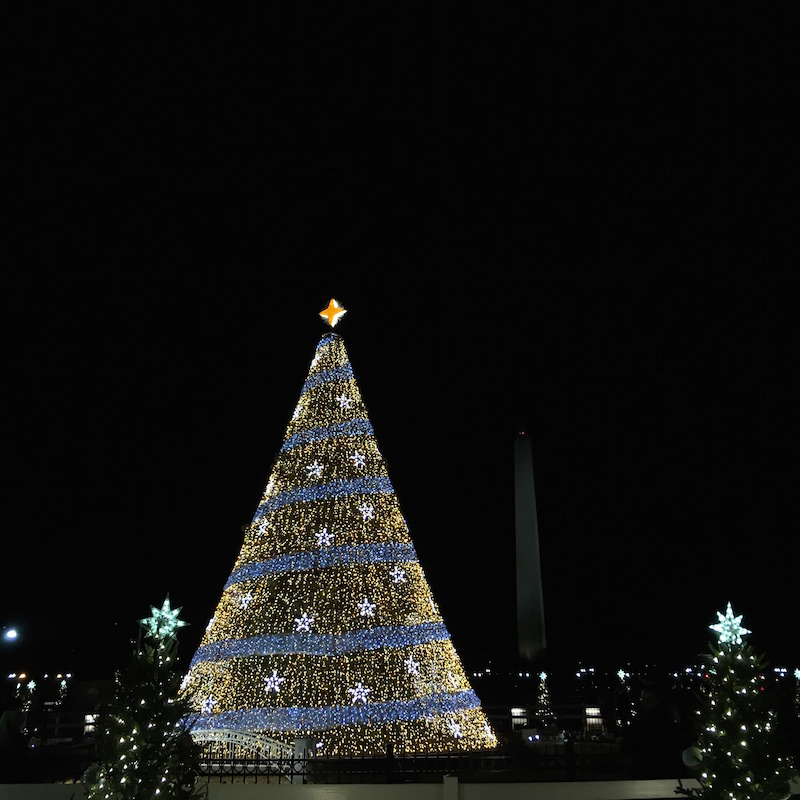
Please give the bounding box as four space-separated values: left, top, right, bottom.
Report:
472 665 800 681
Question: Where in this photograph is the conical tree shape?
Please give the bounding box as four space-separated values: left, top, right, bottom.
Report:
182 329 497 755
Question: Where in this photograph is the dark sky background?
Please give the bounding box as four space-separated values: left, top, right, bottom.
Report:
3 6 796 682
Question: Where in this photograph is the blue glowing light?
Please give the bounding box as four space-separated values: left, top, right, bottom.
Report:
281 420 374 452
300 364 355 395
253 476 395 518
225 542 418 589
190 621 451 665
191 689 482 734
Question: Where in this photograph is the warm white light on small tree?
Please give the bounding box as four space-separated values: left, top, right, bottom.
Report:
676 602 798 799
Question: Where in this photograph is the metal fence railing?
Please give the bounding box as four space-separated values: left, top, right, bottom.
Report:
17 740 629 785
20 707 638 786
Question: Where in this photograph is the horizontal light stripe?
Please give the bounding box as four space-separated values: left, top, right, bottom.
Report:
190 689 481 734
253 476 394 518
301 364 354 395
281 419 374 453
189 621 450 666
225 542 418 589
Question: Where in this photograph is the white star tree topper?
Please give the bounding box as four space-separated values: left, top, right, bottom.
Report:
140 595 188 640
709 601 751 645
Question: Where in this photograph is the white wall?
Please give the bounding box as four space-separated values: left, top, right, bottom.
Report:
0 778 708 800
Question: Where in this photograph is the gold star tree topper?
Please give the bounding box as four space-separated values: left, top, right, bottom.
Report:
319 298 347 327
709 601 751 646
140 596 188 640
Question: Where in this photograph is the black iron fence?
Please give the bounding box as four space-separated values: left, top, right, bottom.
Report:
19 737 628 785
19 706 651 785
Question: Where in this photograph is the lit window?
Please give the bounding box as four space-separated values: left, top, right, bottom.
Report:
511 707 528 729
585 707 603 730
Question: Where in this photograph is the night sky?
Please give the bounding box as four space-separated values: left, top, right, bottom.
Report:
4 6 796 682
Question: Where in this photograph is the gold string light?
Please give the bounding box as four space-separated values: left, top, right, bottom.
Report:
182 313 496 755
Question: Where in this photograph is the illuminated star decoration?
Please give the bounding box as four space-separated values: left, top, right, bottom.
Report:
294 612 314 632
709 601 751 645
347 682 370 704
264 670 286 694
389 566 406 584
319 298 347 328
357 597 377 617
139 595 188 640
315 527 334 547
447 718 463 738
404 656 420 675
306 461 323 479
358 502 375 521
201 695 218 714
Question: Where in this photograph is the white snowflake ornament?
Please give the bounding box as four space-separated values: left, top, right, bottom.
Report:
294 612 315 632
349 451 366 468
357 597 376 617
389 566 406 584
347 682 370 704
315 527 334 547
264 670 286 694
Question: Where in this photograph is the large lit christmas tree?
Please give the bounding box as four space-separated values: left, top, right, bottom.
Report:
181 300 497 756
677 602 798 800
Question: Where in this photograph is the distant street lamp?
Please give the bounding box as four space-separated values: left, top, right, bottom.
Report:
3 627 19 642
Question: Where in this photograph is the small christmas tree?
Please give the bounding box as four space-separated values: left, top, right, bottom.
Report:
677 602 798 800
534 671 558 734
84 597 205 800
